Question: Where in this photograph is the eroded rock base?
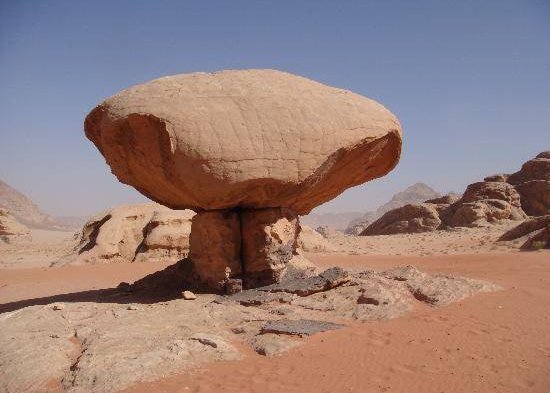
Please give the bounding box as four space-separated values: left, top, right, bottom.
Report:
0 265 500 393
189 207 302 291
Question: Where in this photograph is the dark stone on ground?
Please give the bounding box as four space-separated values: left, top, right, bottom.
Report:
260 319 346 336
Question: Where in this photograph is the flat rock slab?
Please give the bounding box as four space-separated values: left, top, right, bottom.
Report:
258 267 350 296
260 319 346 336
230 289 294 306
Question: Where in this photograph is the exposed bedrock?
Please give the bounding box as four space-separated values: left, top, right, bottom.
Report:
189 207 302 291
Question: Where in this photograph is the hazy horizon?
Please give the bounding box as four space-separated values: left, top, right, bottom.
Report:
1 1 549 217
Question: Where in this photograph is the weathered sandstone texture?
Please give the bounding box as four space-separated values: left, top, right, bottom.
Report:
360 203 441 235
84 69 402 288
506 152 550 216
189 210 242 290
0 265 497 393
0 208 30 243
441 181 526 228
66 204 195 265
85 69 401 214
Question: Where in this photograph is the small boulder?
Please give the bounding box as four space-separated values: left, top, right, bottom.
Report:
182 290 197 300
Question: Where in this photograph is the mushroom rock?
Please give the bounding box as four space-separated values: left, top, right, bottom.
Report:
84 69 402 289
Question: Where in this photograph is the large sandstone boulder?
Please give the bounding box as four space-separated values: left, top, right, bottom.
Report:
515 180 550 216
85 69 402 289
441 182 526 227
507 155 550 185
505 152 550 216
69 204 195 265
0 208 31 243
360 203 441 235
85 69 401 215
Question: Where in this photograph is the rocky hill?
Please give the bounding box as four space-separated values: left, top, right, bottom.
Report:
0 178 84 230
359 151 549 236
345 183 441 234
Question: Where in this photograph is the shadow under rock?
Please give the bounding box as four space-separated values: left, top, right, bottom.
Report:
0 258 205 314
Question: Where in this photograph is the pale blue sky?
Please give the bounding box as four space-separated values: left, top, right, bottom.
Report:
1 1 549 216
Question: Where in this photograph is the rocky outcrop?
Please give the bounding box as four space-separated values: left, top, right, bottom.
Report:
506 152 550 216
345 182 440 235
85 69 402 289
424 193 461 213
498 215 550 241
0 208 30 243
66 204 195 265
441 182 526 228
520 227 550 250
360 203 441 235
497 215 550 251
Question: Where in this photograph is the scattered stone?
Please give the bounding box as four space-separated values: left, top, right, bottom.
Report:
261 319 345 337
249 333 302 356
182 290 197 300
51 303 65 311
126 305 139 310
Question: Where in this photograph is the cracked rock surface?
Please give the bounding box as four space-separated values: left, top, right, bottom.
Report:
0 265 498 393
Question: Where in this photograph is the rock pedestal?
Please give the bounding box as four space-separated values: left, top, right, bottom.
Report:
189 210 242 291
189 208 301 291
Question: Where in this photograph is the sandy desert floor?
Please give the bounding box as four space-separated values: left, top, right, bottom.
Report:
0 246 549 393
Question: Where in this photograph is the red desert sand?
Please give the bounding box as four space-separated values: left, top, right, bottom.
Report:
1 251 548 393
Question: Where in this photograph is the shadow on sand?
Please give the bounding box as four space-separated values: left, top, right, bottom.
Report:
0 258 204 314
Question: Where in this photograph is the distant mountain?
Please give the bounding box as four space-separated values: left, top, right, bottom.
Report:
300 211 364 231
0 178 85 231
300 183 440 233
345 183 441 234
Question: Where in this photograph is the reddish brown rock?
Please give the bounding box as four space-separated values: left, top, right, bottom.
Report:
360 203 441 235
441 182 526 227
520 226 550 250
507 157 550 185
240 208 301 288
515 180 550 216
484 174 509 182
189 210 242 290
498 215 550 241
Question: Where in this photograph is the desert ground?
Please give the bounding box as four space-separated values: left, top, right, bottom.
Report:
1 226 548 393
